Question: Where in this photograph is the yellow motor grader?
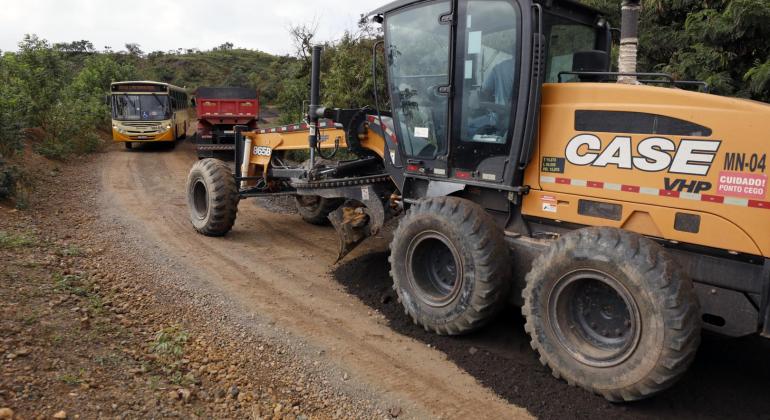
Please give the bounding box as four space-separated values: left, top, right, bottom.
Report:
186 0 770 402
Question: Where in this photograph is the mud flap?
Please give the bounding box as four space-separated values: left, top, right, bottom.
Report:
328 185 387 261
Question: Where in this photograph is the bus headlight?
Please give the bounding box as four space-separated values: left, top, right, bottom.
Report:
165 124 172 131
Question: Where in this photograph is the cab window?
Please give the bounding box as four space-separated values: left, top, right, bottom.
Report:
386 0 452 159
451 0 521 172
545 16 599 83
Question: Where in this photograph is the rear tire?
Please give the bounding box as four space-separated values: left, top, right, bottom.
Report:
295 195 344 225
186 159 239 236
522 227 701 402
389 197 511 335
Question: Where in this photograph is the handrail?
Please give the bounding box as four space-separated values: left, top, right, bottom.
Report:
557 71 709 93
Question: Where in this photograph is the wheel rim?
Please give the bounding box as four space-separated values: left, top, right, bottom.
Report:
406 231 462 307
548 269 641 368
192 179 209 220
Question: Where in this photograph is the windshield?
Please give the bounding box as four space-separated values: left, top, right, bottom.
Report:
112 94 170 121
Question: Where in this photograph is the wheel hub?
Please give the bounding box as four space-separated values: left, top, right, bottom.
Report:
548 269 641 368
192 179 209 220
406 232 462 307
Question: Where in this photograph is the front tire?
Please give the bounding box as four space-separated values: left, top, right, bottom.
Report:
125 142 133 149
389 197 511 335
186 159 239 236
295 195 343 225
522 227 701 402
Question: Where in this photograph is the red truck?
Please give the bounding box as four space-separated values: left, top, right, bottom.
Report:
194 87 259 160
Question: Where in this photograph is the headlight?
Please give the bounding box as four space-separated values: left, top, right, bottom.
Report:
165 124 172 130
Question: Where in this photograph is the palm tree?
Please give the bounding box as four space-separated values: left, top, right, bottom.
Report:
618 0 642 84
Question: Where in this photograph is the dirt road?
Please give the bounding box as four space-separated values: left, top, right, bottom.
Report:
101 141 529 419
102 140 770 419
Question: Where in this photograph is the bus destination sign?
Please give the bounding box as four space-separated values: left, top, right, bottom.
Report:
112 84 168 93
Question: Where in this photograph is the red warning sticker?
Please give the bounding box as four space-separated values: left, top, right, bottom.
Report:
717 171 767 199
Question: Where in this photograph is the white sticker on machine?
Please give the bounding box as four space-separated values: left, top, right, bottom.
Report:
542 195 558 213
361 187 370 201
414 127 429 138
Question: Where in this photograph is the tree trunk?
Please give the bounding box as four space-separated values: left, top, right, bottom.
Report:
618 0 642 84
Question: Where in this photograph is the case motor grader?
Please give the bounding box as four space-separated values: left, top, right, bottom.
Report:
186 0 770 402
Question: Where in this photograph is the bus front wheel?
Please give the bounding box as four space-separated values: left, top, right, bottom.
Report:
125 142 133 150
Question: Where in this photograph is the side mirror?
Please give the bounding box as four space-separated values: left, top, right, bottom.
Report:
572 50 611 82
104 94 111 105
573 50 610 72
191 98 196 107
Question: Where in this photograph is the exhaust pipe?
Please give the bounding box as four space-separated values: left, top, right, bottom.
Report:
618 0 641 84
307 45 323 171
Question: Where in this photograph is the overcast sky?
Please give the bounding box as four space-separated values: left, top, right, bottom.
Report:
1 0 385 55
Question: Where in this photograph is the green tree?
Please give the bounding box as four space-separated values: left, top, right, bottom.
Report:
0 52 31 156
583 0 770 101
39 54 138 157
12 35 69 128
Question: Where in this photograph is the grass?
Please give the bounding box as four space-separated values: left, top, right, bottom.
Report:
60 244 83 257
53 273 89 297
18 310 40 326
0 230 37 249
88 294 104 314
94 352 124 367
147 375 162 391
58 370 85 386
152 326 189 360
151 325 190 375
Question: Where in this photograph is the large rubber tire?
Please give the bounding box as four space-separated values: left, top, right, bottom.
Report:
186 159 239 236
125 142 133 149
389 197 512 335
522 227 701 402
295 195 344 225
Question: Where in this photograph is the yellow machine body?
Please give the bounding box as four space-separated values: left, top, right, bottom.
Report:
523 83 770 257
237 84 770 259
241 121 386 178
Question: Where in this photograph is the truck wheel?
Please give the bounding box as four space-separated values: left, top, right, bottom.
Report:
522 227 700 402
125 142 133 150
389 197 511 335
186 159 239 236
295 195 344 225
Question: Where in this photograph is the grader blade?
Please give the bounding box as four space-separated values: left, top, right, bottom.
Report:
328 190 387 261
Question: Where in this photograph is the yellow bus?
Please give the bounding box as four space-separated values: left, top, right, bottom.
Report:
110 81 194 149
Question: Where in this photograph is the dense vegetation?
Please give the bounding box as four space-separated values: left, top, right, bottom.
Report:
585 0 770 100
0 1 768 202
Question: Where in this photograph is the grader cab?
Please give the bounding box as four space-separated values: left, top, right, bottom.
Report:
186 0 770 402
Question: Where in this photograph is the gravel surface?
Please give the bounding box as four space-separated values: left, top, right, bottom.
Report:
0 151 384 419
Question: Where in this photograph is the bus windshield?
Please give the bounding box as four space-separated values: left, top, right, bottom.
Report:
112 94 170 121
